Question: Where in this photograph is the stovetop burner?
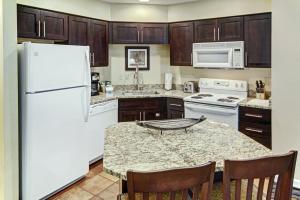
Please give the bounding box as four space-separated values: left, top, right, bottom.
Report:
227 96 240 100
197 94 214 97
217 98 234 103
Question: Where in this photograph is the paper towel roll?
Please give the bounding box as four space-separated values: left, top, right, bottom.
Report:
164 73 173 90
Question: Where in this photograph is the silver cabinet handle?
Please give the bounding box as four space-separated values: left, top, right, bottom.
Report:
245 52 248 67
141 31 143 43
137 31 140 43
182 114 184 118
191 53 193 65
245 128 263 133
213 28 216 41
43 21 46 38
217 27 220 41
92 52 95 66
245 113 263 118
143 112 146 121
38 20 41 37
170 104 182 107
139 112 142 121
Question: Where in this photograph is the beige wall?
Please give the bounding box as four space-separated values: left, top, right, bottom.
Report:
111 3 168 22
0 0 4 198
17 0 111 20
168 0 272 22
0 0 18 199
272 0 300 181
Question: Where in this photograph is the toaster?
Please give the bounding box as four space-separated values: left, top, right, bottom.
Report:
183 81 199 93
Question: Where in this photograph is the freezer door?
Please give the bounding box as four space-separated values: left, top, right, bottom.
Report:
21 87 89 200
20 43 91 93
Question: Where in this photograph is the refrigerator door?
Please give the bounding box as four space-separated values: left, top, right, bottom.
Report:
21 87 89 200
20 42 91 93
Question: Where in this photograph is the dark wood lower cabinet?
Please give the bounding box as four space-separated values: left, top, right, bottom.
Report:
118 97 185 122
239 106 272 149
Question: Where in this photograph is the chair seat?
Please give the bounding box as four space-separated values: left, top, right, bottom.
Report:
119 181 257 200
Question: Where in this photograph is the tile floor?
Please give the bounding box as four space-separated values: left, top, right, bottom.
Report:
49 160 120 200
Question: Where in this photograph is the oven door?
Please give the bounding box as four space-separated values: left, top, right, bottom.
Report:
193 48 233 68
184 102 238 129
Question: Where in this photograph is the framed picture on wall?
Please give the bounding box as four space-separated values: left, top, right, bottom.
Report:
125 46 150 71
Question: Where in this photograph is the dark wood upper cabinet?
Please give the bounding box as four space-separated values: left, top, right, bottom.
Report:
111 22 168 44
217 16 244 41
244 13 271 68
68 16 90 46
40 10 68 40
17 5 41 38
139 23 168 44
89 20 109 66
69 16 109 67
112 23 139 44
194 19 217 42
17 5 68 41
194 16 243 42
169 22 194 66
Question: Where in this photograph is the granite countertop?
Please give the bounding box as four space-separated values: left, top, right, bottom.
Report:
91 89 190 105
239 98 272 110
103 120 272 180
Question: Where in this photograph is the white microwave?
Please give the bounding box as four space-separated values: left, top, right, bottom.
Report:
193 41 244 69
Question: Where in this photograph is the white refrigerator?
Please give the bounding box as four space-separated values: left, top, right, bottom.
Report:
19 42 91 200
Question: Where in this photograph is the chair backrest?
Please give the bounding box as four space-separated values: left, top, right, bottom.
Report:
223 151 297 200
127 161 216 200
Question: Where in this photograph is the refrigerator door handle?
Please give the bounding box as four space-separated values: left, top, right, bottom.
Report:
84 50 91 122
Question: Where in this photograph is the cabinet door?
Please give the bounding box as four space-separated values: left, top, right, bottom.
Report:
194 19 217 42
68 16 90 46
140 23 168 44
217 16 244 41
168 110 184 119
244 13 271 68
40 10 68 40
112 23 139 44
169 22 194 66
118 110 141 122
17 5 41 38
89 20 109 66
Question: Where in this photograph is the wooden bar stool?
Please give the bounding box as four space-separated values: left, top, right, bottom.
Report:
223 151 297 200
122 161 216 200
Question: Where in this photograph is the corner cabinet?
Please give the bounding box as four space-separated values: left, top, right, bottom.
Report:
17 5 68 41
111 22 168 44
244 13 271 68
169 22 194 66
68 16 109 67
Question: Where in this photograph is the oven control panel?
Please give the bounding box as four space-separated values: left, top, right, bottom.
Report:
199 78 247 92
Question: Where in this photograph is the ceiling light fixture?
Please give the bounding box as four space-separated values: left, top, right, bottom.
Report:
139 0 150 2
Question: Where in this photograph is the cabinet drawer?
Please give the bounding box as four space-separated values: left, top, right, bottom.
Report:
239 106 271 124
119 98 161 110
239 121 271 149
167 98 184 111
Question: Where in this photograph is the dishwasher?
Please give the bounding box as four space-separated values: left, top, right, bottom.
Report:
86 100 118 164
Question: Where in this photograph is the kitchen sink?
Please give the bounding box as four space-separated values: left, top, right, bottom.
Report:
122 91 160 96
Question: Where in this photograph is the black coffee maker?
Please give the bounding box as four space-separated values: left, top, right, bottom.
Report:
91 72 100 96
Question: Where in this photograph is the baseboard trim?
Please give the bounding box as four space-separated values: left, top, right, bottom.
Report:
294 179 300 189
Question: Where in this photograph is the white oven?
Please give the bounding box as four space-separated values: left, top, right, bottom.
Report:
185 102 239 129
193 41 244 69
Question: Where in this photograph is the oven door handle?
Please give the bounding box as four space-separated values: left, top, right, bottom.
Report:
185 104 237 116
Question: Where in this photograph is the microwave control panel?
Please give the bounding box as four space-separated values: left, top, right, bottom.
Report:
232 48 243 67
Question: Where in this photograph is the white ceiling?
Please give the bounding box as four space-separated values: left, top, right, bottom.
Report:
101 0 198 5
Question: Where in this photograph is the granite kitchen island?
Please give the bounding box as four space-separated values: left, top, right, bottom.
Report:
103 120 272 182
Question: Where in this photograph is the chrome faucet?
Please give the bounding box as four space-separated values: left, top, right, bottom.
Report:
133 63 143 91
